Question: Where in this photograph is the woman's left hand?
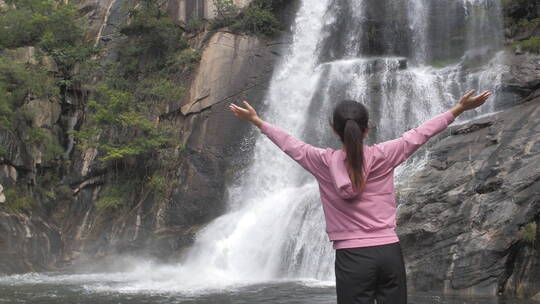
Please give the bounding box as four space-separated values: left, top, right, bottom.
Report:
229 100 264 127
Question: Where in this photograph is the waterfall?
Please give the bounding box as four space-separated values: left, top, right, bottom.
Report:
71 0 508 293
181 0 336 283
177 0 507 286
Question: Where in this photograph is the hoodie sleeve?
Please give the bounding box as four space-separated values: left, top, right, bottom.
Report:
373 111 455 170
260 120 329 178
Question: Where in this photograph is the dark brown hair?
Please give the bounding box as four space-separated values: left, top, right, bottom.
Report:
329 100 369 190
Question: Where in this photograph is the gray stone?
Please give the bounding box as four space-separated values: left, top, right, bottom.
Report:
20 98 62 128
397 99 540 299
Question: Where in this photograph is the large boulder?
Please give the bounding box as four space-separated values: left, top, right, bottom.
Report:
397 98 540 299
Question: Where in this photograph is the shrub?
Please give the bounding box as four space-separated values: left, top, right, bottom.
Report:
210 0 281 37
72 86 174 161
513 36 540 53
69 0 188 163
0 0 96 74
519 222 537 245
95 178 141 211
2 187 35 212
173 48 201 72
148 173 167 200
119 0 187 77
134 77 185 105
211 0 239 27
0 57 58 132
230 3 280 37
27 127 63 161
184 17 205 33
95 188 124 210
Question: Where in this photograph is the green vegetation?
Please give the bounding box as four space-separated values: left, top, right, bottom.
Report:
0 0 199 213
96 185 125 211
211 0 239 29
184 17 205 33
2 187 36 212
519 222 537 245
0 0 97 75
0 0 93 167
507 18 540 54
148 173 168 201
70 0 192 162
34 168 70 207
114 0 188 79
503 0 539 53
27 127 63 161
0 57 58 131
211 0 282 37
72 86 175 161
507 17 540 41
95 178 141 211
0 57 64 161
513 36 540 53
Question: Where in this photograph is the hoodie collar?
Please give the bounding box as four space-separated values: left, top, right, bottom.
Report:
329 149 362 200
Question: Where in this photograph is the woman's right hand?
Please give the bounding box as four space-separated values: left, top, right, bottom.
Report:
451 89 492 117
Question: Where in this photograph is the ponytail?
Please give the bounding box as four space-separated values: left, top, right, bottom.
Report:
330 100 369 192
343 119 365 190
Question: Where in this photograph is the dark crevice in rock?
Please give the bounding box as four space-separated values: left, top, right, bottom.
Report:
429 160 449 171
0 160 30 174
181 79 269 116
451 122 494 135
474 179 504 195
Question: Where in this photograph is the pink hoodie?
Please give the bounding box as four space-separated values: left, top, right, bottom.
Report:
260 111 456 249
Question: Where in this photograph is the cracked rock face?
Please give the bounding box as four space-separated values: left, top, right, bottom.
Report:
396 98 540 298
0 212 62 274
181 32 278 116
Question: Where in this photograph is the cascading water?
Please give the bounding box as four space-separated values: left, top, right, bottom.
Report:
180 0 337 283
72 0 507 293
177 0 507 287
0 0 511 298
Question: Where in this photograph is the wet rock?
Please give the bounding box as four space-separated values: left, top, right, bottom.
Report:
500 52 540 103
0 212 62 274
397 99 540 299
450 122 494 135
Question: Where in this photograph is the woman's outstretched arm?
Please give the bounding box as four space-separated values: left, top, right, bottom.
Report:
229 101 329 177
375 89 492 169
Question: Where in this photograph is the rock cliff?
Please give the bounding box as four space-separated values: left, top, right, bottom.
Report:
0 0 292 272
395 1 540 299
397 95 540 299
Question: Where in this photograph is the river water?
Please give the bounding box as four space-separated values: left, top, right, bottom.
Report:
0 271 535 304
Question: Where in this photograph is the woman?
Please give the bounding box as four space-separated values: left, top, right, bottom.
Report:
228 89 492 304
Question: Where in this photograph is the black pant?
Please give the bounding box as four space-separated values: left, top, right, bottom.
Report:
335 242 407 304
